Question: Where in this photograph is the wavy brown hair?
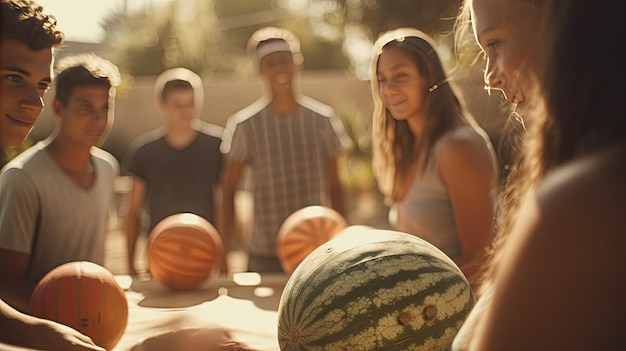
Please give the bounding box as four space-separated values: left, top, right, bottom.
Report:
1 0 63 50
371 28 478 204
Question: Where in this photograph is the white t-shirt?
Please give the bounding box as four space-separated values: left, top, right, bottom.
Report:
0 141 118 283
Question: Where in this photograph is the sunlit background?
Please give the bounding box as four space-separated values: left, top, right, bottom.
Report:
20 0 511 276
36 0 461 78
4 3 520 348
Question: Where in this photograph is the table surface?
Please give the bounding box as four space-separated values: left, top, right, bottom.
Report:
113 273 289 351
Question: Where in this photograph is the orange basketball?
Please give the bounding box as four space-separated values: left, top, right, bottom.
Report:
29 261 128 351
148 213 223 290
277 205 348 274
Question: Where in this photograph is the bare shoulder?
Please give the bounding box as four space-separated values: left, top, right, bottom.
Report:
523 146 626 275
535 145 626 238
438 125 494 158
437 126 497 177
476 145 626 350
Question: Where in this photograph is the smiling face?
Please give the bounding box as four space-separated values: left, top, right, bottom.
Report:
0 39 53 146
53 85 113 148
376 46 429 123
259 51 297 90
471 0 542 111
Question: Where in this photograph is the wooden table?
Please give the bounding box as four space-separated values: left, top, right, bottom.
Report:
113 273 289 351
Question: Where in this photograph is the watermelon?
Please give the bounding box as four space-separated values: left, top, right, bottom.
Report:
277 228 474 351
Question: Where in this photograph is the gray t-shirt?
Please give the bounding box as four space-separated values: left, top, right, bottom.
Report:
0 141 118 283
221 97 349 257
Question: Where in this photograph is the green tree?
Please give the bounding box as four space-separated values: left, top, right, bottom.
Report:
287 0 464 78
303 0 461 40
101 0 220 76
100 0 349 76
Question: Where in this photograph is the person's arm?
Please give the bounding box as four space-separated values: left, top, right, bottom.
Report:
472 163 626 350
438 129 497 285
326 156 346 218
0 169 40 311
218 159 244 275
0 299 105 350
124 177 147 276
0 250 34 312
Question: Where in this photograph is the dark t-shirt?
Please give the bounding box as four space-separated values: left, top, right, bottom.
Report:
124 122 223 232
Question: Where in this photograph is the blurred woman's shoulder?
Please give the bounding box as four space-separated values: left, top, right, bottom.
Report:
535 142 626 243
539 143 626 201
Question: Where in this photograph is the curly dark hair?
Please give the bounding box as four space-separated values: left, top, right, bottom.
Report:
1 0 63 50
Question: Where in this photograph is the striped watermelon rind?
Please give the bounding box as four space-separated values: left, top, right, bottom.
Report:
277 229 475 351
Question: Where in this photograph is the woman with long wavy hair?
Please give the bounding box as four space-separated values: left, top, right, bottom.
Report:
370 28 498 286
454 0 626 349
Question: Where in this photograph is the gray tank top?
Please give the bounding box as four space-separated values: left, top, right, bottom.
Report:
389 126 494 258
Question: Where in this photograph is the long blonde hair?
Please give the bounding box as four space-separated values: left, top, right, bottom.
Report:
453 0 548 296
371 28 476 203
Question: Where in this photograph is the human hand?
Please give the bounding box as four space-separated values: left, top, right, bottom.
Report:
30 319 106 351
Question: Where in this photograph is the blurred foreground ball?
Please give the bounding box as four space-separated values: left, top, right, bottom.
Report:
29 261 128 351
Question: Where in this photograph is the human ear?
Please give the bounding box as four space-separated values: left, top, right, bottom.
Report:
52 99 63 121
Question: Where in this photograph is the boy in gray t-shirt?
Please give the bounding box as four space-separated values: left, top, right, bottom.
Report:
0 53 120 311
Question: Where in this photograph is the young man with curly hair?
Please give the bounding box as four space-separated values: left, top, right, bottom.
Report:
0 1 105 349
